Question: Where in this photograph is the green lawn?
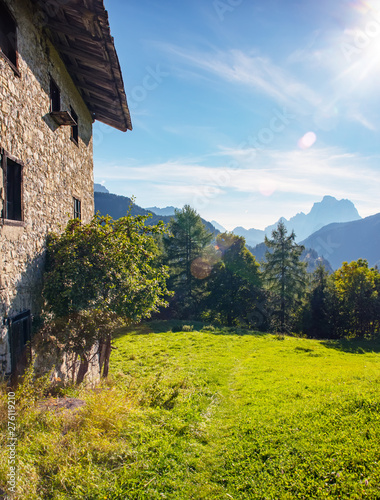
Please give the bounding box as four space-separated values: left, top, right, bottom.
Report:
1 323 380 499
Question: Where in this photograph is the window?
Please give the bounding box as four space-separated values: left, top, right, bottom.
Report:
0 1 17 69
50 78 61 112
9 310 31 375
73 197 81 220
70 106 79 144
49 78 77 128
1 150 23 222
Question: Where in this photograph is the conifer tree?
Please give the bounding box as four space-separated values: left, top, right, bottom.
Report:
163 205 213 317
264 221 307 332
303 263 333 338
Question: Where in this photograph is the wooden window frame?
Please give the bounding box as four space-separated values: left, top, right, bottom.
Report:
73 197 81 220
0 148 24 226
0 0 20 77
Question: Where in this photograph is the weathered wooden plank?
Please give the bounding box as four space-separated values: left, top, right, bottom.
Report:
69 65 113 87
46 20 103 43
84 93 122 111
51 41 108 66
30 0 132 131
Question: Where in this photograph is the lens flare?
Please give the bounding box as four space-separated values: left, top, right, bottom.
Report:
191 257 212 279
259 179 276 197
349 0 372 14
298 131 317 149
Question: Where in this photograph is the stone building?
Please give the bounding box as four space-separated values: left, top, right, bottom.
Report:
0 0 131 379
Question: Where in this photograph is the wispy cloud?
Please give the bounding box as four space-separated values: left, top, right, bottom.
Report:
160 43 322 115
157 32 380 132
95 147 380 226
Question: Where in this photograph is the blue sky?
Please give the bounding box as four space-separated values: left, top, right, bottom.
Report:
94 0 380 230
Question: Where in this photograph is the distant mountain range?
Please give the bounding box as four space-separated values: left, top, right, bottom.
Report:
248 212 380 270
301 213 380 269
94 192 219 235
211 220 227 233
146 206 177 216
94 186 379 271
94 183 109 194
233 195 361 246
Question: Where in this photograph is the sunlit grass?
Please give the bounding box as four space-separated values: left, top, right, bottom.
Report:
1 323 380 498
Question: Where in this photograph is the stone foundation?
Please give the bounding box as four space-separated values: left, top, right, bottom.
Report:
33 341 101 387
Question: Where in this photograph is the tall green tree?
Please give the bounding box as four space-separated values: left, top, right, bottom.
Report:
205 233 265 327
263 221 307 332
163 205 213 317
303 264 333 338
332 259 380 338
42 213 170 381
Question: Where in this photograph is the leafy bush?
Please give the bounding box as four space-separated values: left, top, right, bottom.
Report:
182 325 194 332
201 325 216 332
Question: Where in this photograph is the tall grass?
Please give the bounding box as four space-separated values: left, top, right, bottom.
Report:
1 323 380 498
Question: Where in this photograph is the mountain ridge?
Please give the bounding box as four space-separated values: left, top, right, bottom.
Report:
300 213 380 269
233 195 361 246
93 187 378 270
94 192 219 235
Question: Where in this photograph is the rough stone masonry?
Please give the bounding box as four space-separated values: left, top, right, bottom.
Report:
0 0 94 379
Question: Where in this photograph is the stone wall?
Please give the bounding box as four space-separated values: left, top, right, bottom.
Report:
0 0 96 381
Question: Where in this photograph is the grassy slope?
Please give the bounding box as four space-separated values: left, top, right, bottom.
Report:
1 323 380 499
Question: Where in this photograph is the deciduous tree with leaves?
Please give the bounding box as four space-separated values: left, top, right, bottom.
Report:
205 233 265 327
41 213 170 382
331 259 380 338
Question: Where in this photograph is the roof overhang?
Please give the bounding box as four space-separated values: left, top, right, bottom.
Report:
31 0 132 132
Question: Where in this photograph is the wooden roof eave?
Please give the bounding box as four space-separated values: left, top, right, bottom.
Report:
31 0 132 132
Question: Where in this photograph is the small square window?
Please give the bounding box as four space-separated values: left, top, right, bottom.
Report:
73 197 81 220
1 150 23 222
70 106 79 144
50 78 61 113
0 1 17 69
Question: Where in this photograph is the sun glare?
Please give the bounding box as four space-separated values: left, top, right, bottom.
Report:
334 0 380 90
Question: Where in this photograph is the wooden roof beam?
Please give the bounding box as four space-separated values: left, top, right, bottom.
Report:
52 42 109 67
45 20 103 43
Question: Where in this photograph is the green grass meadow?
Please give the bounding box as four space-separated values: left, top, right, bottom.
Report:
1 323 380 499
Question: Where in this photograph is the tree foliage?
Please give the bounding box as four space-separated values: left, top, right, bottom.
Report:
163 205 213 317
331 259 380 338
42 213 170 380
264 221 307 332
205 233 265 327
302 264 334 338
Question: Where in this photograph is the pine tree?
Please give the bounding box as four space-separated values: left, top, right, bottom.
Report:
303 263 333 338
163 205 213 317
263 221 307 332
